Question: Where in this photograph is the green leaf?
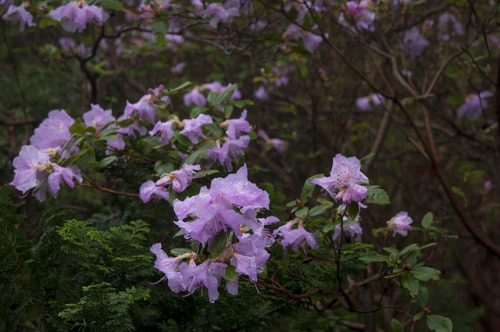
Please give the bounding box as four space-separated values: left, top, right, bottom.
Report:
167 81 192 95
426 315 453 332
195 170 219 178
190 106 209 118
295 207 309 218
347 202 359 219
359 254 388 262
421 212 433 229
402 276 419 297
184 148 207 165
98 156 117 168
416 286 429 308
399 243 419 257
391 319 404 332
300 174 324 203
451 186 465 198
216 84 237 105
383 247 400 257
414 311 424 321
232 99 254 108
154 161 174 175
309 201 333 217
412 267 440 281
173 229 184 238
173 131 192 147
82 144 95 163
365 185 390 205
224 104 233 119
286 200 297 208
96 0 124 10
151 19 169 36
207 92 218 105
170 248 190 256
223 265 238 282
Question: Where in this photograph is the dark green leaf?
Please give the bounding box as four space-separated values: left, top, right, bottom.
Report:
365 185 390 205
223 265 238 282
413 267 440 281
96 0 124 10
170 248 190 256
402 276 419 297
98 156 117 168
300 174 324 203
426 315 453 332
391 319 404 332
184 148 207 165
421 212 433 229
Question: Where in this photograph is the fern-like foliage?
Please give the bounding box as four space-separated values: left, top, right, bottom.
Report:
57 219 154 283
58 282 150 332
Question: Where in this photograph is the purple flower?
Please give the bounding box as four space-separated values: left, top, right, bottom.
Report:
339 1 376 32
83 104 125 152
438 12 464 41
171 62 186 75
30 110 75 151
206 136 250 171
387 211 413 237
224 110 252 140
402 26 429 58
179 260 227 303
83 104 115 130
254 86 268 100
333 220 363 240
183 88 207 107
150 243 186 292
283 24 322 53
123 99 156 124
158 164 200 193
231 234 270 282
10 145 51 194
2 4 35 31
10 145 82 201
139 180 169 203
457 91 493 120
312 154 369 204
49 2 109 33
173 164 270 244
273 222 319 252
150 120 175 144
180 114 213 144
355 93 385 111
47 164 82 198
202 3 239 27
258 129 287 154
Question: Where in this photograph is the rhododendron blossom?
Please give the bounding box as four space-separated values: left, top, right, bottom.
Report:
312 154 369 204
49 1 109 33
387 211 413 237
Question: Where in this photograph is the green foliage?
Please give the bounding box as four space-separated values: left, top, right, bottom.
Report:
59 282 149 331
57 219 154 281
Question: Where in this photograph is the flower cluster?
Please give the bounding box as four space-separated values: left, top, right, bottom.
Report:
49 1 109 33
339 1 376 32
150 165 278 302
139 164 201 203
312 154 369 204
206 110 252 171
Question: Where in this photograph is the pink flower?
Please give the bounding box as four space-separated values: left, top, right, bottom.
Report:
49 2 109 33
312 154 369 204
387 211 413 237
2 4 35 31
